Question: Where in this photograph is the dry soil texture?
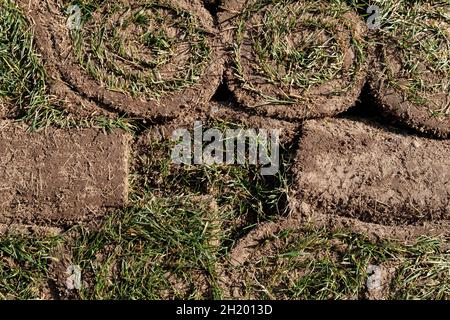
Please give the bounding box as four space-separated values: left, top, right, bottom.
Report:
0 122 130 225
291 117 450 226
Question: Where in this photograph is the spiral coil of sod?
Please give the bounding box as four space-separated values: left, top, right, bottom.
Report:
219 0 369 120
368 0 450 138
0 0 47 119
19 0 224 120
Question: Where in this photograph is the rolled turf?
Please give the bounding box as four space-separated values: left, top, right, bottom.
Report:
219 0 369 120
367 0 450 138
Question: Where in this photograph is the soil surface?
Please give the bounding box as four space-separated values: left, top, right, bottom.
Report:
0 223 61 237
0 102 20 120
291 117 450 225
18 0 224 121
219 0 369 120
0 121 130 225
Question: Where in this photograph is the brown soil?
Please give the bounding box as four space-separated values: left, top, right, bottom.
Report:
17 0 224 121
0 121 130 225
219 0 369 120
291 117 450 226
